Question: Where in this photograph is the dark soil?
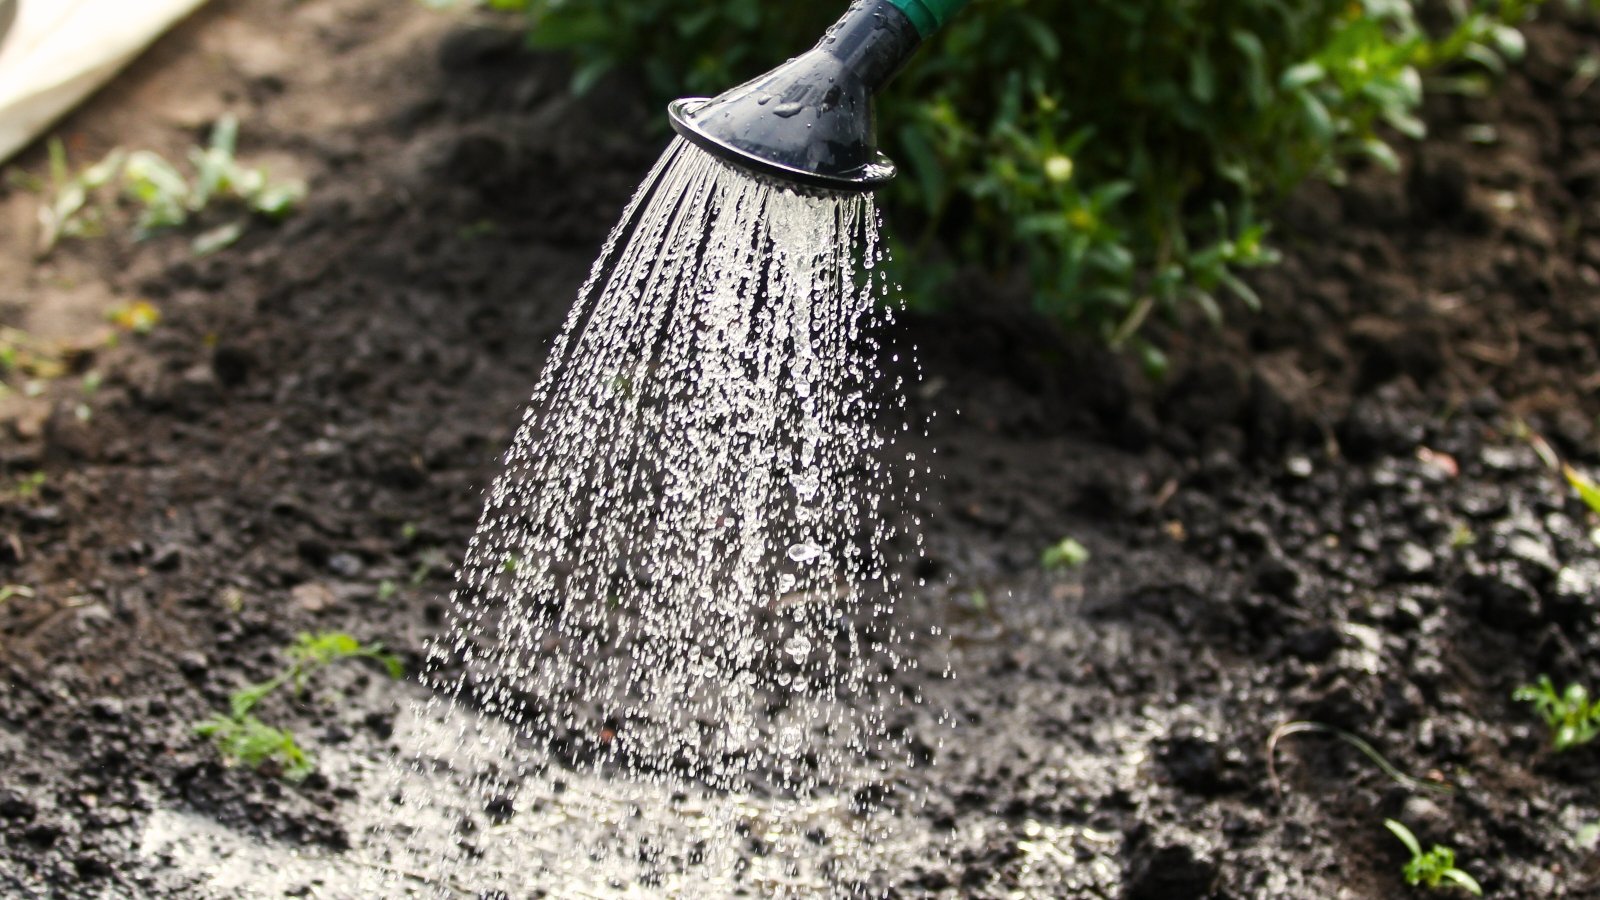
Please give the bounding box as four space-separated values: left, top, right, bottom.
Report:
4 2 1600 897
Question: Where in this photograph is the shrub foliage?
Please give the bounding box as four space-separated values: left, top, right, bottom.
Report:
503 0 1567 347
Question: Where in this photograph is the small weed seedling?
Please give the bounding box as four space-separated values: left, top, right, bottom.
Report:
1041 537 1090 571
34 138 126 255
1384 819 1482 895
193 714 314 781
125 115 305 253
22 117 303 255
1565 465 1600 516
9 471 46 499
1514 675 1600 751
0 327 68 385
106 300 162 335
194 631 402 779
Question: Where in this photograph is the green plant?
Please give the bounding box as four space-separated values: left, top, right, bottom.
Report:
0 328 52 382
1565 465 1600 515
6 471 46 499
33 138 126 255
1041 536 1089 570
1384 819 1483 895
106 300 162 335
194 631 403 779
123 115 305 251
492 0 1582 347
193 714 314 780
17 117 303 256
1514 675 1600 750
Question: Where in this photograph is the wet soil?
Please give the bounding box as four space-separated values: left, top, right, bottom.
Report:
4 2 1600 897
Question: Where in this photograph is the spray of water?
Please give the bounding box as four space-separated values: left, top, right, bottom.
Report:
369 139 926 896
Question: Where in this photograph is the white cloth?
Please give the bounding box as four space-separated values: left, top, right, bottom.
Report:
0 0 211 163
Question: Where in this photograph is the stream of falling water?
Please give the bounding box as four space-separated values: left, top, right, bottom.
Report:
368 139 929 897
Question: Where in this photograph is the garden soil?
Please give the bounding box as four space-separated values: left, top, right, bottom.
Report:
4 1 1600 897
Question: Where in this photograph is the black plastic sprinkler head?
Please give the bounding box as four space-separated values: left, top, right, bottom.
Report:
668 0 969 193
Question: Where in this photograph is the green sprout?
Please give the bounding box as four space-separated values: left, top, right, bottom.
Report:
1514 676 1600 751
1565 465 1600 516
124 115 305 252
6 472 46 499
193 715 314 781
23 117 304 257
0 326 70 386
35 138 126 255
194 631 402 779
1384 819 1482 895
284 631 404 689
106 300 161 335
1041 536 1090 571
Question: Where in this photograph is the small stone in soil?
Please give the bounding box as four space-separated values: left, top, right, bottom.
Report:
1389 542 1435 581
176 652 209 677
0 790 37 821
327 553 364 577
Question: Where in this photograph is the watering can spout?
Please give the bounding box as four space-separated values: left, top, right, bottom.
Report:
668 0 968 193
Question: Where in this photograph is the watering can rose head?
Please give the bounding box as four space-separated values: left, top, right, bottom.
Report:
668 0 970 193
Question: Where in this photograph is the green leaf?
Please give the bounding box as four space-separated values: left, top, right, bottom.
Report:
570 57 613 95
1357 138 1402 173
1385 819 1423 858
1280 61 1325 89
250 182 305 220
1016 14 1060 61
196 713 314 781
1041 537 1090 571
1218 269 1261 310
1229 29 1269 108
1383 108 1427 141
1491 24 1526 62
1189 53 1215 103
1564 465 1600 515
229 675 283 719
193 221 247 257
895 123 946 216
1440 868 1483 896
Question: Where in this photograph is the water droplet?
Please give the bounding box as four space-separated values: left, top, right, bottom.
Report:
772 102 804 118
783 635 811 662
787 541 824 563
790 471 820 501
777 727 803 755
777 573 797 592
